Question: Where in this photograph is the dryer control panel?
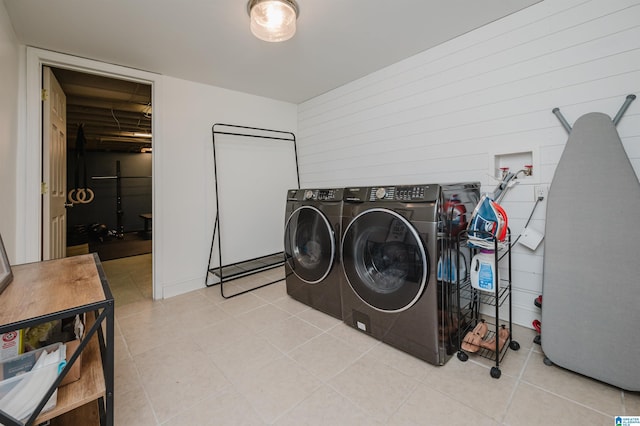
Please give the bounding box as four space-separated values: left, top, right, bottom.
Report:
298 188 343 201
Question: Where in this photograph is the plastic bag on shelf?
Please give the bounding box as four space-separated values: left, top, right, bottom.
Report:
0 343 66 422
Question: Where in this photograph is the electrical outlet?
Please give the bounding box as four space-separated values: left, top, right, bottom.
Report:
534 185 548 201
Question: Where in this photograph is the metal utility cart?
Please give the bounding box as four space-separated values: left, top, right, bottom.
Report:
0 254 114 425
456 229 520 379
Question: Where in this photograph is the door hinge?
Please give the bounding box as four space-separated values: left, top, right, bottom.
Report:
41 89 48 101
41 182 48 194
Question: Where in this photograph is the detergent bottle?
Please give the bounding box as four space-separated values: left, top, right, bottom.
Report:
437 249 466 283
437 255 449 283
470 250 497 292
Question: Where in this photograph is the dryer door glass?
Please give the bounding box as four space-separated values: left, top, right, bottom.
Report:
341 208 428 312
284 206 336 284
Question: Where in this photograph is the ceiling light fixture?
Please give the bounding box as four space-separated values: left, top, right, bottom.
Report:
247 0 299 42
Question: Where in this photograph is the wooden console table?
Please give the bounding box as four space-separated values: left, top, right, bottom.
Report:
0 254 114 426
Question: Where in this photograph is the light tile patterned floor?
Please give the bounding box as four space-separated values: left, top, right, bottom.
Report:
102 255 639 425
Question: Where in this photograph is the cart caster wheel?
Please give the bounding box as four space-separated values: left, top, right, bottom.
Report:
543 356 553 366
490 367 501 379
457 351 469 362
533 335 541 345
509 340 520 351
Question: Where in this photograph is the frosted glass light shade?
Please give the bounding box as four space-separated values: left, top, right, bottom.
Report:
248 0 298 42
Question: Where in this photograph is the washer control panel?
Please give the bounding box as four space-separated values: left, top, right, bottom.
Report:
368 185 438 202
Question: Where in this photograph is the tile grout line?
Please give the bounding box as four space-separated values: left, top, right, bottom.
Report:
518 377 618 419
317 338 389 421
499 344 535 425
125 333 163 425
109 257 160 424
382 374 423 424
210 287 314 425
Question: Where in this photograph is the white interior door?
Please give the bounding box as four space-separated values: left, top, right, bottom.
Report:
42 66 68 260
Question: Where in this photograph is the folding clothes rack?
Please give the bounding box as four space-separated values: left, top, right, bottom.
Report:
205 123 300 299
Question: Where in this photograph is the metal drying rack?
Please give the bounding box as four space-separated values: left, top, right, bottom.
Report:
205 123 300 299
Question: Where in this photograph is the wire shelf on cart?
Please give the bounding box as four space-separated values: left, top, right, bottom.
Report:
458 279 511 308
463 322 512 364
455 229 520 379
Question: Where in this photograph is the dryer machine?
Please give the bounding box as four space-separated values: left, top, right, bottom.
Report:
284 188 344 319
339 183 479 365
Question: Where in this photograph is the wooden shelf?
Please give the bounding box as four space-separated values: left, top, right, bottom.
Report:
50 401 100 426
35 316 105 424
0 254 114 426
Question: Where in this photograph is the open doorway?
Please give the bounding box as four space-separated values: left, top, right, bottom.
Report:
47 67 153 302
20 48 161 300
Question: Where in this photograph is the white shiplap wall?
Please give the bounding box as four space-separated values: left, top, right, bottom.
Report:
297 0 640 327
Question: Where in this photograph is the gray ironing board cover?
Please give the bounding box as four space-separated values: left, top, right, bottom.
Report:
542 112 640 391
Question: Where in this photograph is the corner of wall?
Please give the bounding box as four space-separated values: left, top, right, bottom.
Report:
0 4 22 263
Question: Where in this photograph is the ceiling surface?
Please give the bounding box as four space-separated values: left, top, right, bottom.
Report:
52 68 152 153
5 0 540 104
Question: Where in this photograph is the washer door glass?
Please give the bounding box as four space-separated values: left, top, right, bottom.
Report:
284 206 336 284
341 208 428 312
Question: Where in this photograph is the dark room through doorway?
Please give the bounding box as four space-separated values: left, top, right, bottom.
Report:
48 67 153 263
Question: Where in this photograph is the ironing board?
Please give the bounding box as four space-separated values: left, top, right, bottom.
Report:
542 95 639 391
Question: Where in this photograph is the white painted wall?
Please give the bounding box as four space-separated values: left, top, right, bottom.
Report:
298 0 640 327
0 2 19 262
156 76 297 298
10 47 297 300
